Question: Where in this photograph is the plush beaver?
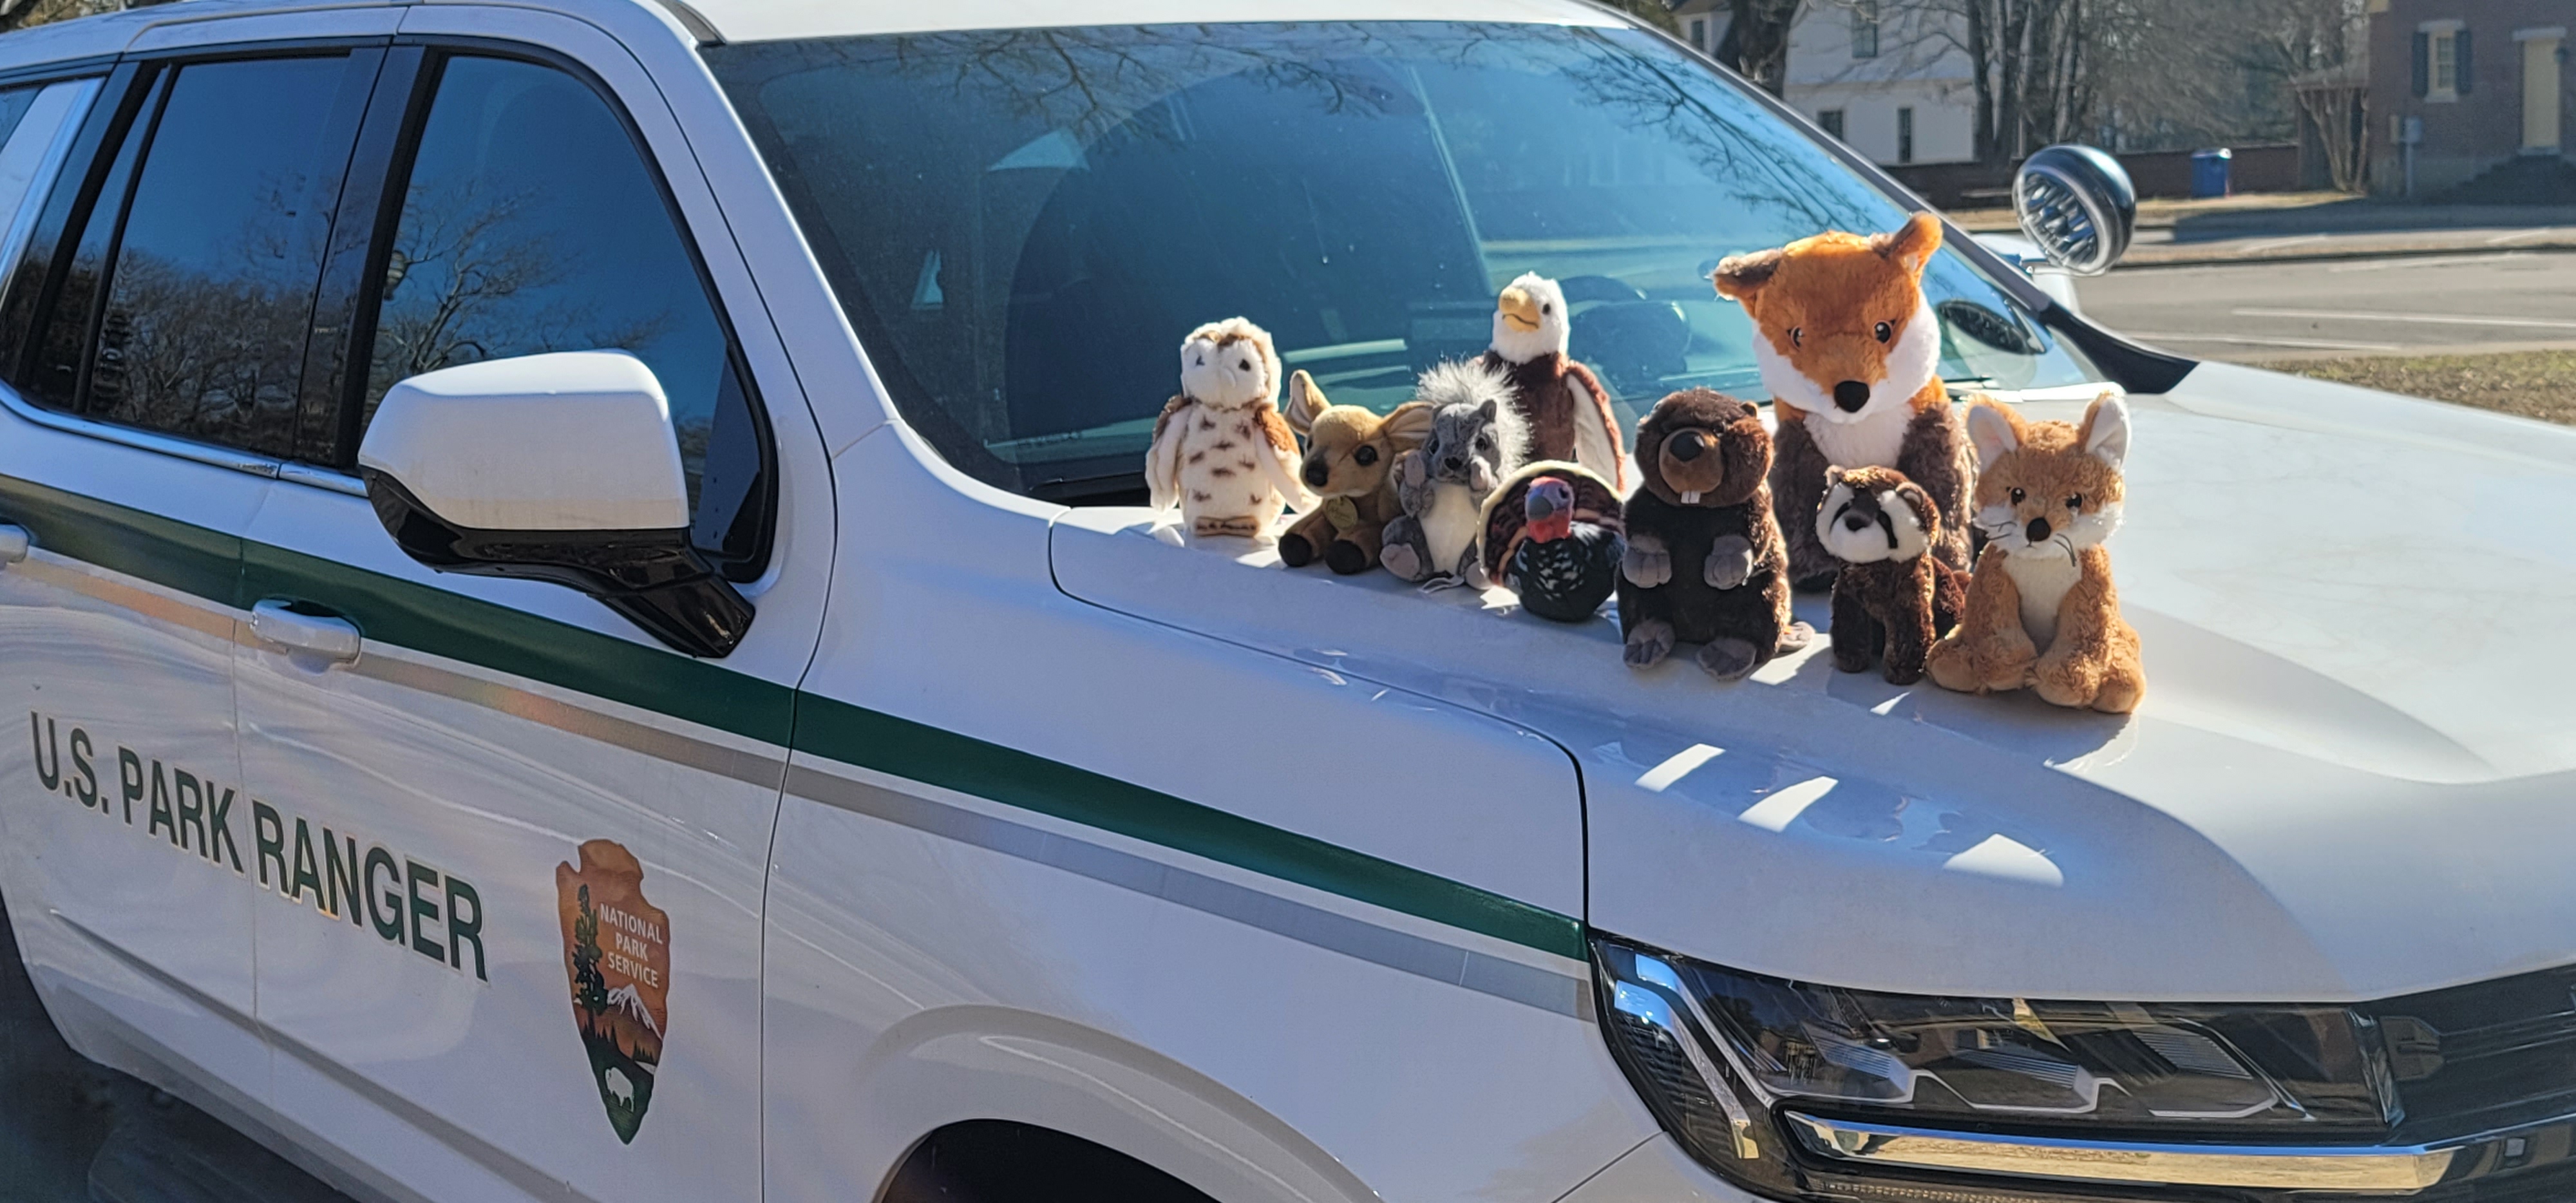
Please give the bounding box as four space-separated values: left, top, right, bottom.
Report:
1817 465 1967 685
1616 389 1812 679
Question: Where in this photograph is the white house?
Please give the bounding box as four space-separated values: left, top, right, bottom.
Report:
1670 0 1979 166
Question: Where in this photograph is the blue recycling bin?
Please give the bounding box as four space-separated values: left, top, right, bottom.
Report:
2190 148 2233 198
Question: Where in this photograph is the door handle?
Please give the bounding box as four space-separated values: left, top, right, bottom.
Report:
250 599 363 664
0 523 27 565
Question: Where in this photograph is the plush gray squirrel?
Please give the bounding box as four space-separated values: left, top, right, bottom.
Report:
1381 361 1529 586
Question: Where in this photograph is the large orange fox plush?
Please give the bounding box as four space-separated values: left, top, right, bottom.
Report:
1714 214 1975 591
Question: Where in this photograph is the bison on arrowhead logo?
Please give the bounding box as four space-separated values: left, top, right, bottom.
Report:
557 839 669 1144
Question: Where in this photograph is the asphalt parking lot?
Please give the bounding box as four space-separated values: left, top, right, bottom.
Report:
2074 249 2576 362
0 906 356 1203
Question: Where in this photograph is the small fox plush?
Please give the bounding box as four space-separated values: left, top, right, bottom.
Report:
1146 318 1312 540
1926 392 2145 714
1278 370 1434 574
1714 214 1976 591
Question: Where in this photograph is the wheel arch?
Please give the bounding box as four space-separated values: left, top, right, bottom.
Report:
840 1005 1381 1203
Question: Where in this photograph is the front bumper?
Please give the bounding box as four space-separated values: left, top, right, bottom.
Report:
1567 1119 2576 1203
1783 1112 2454 1193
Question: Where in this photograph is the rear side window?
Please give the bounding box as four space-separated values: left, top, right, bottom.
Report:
1 55 368 457
90 57 359 453
355 55 770 579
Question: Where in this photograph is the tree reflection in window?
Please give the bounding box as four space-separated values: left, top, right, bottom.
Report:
711 23 2096 504
88 56 354 455
361 56 721 510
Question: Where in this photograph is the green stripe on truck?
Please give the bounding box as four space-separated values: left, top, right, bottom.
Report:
0 472 1589 960
794 695 1589 960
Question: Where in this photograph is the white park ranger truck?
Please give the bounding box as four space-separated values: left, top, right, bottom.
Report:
1 1 2573 1201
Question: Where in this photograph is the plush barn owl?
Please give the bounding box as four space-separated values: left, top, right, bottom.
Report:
1146 317 1312 541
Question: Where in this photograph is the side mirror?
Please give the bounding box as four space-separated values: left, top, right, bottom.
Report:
2013 144 2136 276
356 350 753 658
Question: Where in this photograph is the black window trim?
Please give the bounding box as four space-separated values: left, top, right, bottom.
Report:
0 53 121 93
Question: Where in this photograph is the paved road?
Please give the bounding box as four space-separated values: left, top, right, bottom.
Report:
0 905 357 1203
2074 249 2576 361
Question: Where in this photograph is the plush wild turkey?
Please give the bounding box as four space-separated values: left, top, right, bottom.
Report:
1481 461 1624 623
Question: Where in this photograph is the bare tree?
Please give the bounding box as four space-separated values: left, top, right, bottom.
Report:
0 0 124 35
1596 0 1680 32
1823 0 2087 164
2087 0 2365 153
1716 0 1806 95
2291 63 2368 191
1842 0 2359 166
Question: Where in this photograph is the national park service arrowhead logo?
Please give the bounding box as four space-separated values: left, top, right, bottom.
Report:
558 840 668 1144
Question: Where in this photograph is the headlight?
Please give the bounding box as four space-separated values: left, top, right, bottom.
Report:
1595 936 2413 1201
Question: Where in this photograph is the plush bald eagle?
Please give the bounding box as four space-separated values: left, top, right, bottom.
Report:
1481 461 1625 623
1477 274 1628 493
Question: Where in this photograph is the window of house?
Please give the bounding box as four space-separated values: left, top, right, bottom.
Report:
2416 22 2470 102
1852 3 1880 59
1897 106 1915 162
357 55 772 579
1690 18 1707 50
1819 109 1846 139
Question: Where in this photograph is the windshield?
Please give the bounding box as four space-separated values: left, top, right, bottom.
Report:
709 22 2099 503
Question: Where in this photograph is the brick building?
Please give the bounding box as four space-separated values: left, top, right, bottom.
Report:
2366 0 2571 198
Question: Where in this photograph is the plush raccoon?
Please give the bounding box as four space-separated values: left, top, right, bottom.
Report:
1818 465 1967 685
1381 361 1528 586
1146 317 1311 541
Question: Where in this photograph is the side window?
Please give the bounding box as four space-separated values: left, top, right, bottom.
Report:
358 55 772 580
11 70 162 417
90 57 359 454
7 56 366 455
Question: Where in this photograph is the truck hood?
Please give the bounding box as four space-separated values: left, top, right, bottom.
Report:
1048 362 2576 1002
